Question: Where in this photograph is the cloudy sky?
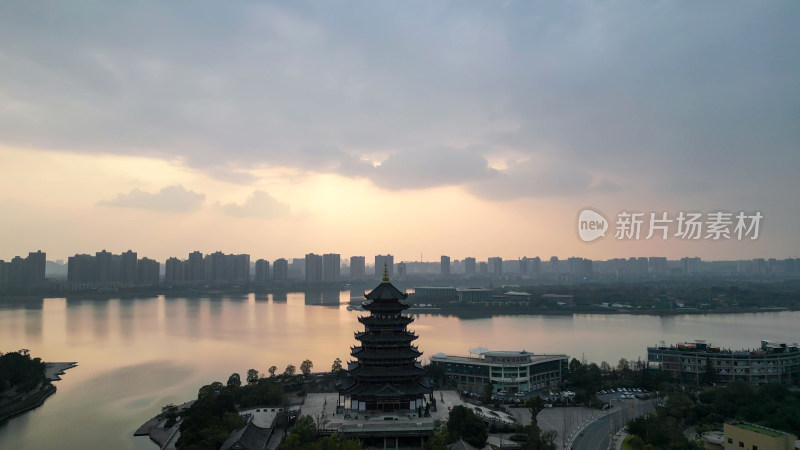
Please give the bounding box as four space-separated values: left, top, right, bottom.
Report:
1 1 798 263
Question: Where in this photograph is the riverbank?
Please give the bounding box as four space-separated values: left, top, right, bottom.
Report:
0 362 76 424
403 305 795 319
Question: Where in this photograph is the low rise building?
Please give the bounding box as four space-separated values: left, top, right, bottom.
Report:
414 286 457 297
721 422 797 450
648 340 800 386
456 288 492 302
429 348 568 394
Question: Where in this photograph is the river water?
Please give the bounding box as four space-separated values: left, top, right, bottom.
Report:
0 292 797 449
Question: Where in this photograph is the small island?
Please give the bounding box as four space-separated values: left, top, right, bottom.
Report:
0 349 76 423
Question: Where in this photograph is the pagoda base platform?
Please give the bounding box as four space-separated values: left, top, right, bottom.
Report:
300 391 468 448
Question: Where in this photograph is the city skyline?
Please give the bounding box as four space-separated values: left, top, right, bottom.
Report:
1 2 798 263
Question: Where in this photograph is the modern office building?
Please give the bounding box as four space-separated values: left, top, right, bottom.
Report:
322 253 341 282
430 348 569 394
440 256 450 277
648 340 800 386
350 256 365 281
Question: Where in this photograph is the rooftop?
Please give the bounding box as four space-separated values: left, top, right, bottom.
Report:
730 422 788 438
430 352 566 364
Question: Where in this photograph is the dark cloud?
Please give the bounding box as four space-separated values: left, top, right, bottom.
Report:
0 1 798 200
369 146 494 190
99 185 205 212
466 158 596 201
217 190 291 219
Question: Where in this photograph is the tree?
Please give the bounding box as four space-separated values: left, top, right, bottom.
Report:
699 357 719 386
246 369 259 384
284 364 296 377
524 396 553 449
278 415 317 449
227 373 241 389
618 358 631 381
482 382 493 404
300 359 314 378
527 396 545 426
331 358 343 374
446 405 488 448
424 363 447 388
568 358 584 378
160 403 180 427
600 361 612 373
268 366 277 377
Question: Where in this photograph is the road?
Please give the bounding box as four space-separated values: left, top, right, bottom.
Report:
570 399 655 450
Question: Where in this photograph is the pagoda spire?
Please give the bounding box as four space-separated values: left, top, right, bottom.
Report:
382 262 389 283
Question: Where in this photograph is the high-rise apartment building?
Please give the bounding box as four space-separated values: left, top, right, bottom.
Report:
120 250 137 284
305 253 323 283
255 259 270 282
464 257 476 275
488 257 503 278
350 256 365 281
440 255 450 277
322 253 341 282
374 254 394 278
273 258 289 281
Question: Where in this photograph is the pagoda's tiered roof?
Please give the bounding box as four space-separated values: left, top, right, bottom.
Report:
355 331 418 343
358 315 414 327
337 268 433 409
338 378 432 397
350 346 422 360
347 364 427 380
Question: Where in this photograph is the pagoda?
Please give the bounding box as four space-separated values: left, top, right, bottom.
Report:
337 265 433 414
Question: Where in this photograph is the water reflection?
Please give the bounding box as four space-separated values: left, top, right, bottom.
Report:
0 293 798 450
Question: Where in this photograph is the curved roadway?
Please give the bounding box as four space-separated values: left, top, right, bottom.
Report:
569 399 655 450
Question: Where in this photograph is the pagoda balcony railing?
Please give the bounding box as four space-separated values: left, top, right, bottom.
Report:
362 300 411 309
358 315 413 324
355 331 418 339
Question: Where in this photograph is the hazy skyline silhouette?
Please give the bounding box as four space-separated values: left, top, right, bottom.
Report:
1 2 798 261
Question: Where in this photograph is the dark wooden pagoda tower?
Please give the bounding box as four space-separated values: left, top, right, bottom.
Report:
337 265 433 414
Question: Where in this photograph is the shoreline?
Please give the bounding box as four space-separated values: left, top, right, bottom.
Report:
0 293 796 318
0 362 77 424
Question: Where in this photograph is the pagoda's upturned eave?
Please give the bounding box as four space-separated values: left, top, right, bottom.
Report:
362 300 410 309
357 315 414 325
354 332 419 343
350 349 423 359
348 367 427 378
